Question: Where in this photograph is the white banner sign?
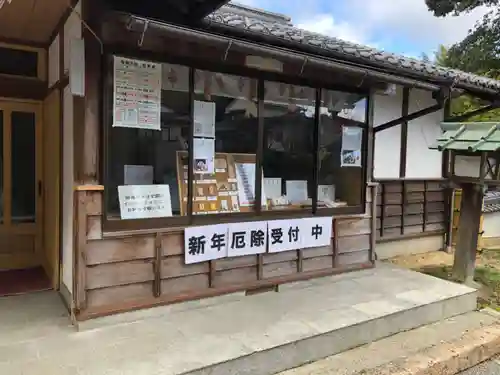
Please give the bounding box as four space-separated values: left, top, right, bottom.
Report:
227 221 268 257
113 56 162 130
185 224 229 264
118 185 172 219
184 217 333 263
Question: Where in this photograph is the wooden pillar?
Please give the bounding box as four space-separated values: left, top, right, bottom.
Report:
75 0 102 185
452 183 483 284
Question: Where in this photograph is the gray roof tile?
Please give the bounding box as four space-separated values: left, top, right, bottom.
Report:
206 9 500 94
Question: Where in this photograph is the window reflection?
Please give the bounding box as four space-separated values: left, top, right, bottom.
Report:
107 62 190 218
262 83 315 211
318 90 366 208
191 70 259 215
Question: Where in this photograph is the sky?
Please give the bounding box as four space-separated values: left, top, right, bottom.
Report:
231 0 491 59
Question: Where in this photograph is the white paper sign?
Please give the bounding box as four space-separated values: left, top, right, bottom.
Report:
185 224 228 264
318 185 335 202
235 163 267 207
286 180 308 203
124 165 154 185
113 56 162 130
267 219 305 253
227 221 268 257
301 217 332 248
341 126 362 167
118 185 172 219
194 100 216 138
194 138 215 174
264 178 282 199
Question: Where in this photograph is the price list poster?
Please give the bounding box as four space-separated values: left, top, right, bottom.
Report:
113 56 162 130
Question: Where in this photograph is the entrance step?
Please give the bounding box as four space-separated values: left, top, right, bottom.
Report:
278 309 500 375
1 263 477 375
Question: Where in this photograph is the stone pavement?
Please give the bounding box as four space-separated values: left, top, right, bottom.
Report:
0 263 477 375
459 356 500 375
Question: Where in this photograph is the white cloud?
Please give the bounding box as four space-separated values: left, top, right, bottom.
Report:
296 14 368 45
230 0 491 53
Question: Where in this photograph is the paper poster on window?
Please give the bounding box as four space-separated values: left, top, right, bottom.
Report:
286 180 308 203
124 165 154 185
318 185 335 203
193 100 216 138
193 138 215 174
185 224 229 264
268 219 305 253
301 217 332 248
227 221 268 257
113 56 162 130
118 185 172 219
235 163 267 207
264 177 282 199
341 126 362 167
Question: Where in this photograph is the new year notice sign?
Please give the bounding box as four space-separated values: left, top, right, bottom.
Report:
113 56 162 130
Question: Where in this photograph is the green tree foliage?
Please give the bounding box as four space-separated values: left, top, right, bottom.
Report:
425 0 500 75
424 2 500 120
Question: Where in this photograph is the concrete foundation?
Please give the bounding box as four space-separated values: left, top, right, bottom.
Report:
0 263 477 375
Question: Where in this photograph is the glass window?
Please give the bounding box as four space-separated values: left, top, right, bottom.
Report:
261 82 316 211
190 70 259 215
11 111 36 223
106 62 190 219
104 55 368 224
318 90 367 208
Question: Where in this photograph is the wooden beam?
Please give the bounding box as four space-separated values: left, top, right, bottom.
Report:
452 183 483 284
374 103 442 133
75 0 102 184
0 75 47 100
399 87 410 178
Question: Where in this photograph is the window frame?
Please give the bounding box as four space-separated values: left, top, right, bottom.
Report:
102 49 370 233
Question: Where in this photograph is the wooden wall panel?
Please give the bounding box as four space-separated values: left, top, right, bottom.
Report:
161 274 210 296
263 261 297 278
338 235 370 254
337 251 371 266
86 236 155 265
86 260 155 289
87 282 153 308
213 267 258 287
161 256 209 278
376 180 447 242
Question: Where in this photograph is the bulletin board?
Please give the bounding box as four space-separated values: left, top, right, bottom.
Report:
176 151 258 216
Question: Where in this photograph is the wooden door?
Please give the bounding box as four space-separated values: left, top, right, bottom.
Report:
0 100 42 270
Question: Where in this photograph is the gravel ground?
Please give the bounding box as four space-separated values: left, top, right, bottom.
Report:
458 356 500 375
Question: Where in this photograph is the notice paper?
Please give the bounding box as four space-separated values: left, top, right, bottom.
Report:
318 184 335 202
341 126 362 167
124 165 154 185
118 185 172 220
193 100 216 138
193 138 215 174
112 56 162 130
264 177 282 199
235 163 267 207
286 180 308 203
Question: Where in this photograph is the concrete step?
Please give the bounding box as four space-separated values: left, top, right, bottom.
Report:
1 263 478 375
278 309 500 375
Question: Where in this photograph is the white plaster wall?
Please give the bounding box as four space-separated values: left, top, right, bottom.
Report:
406 89 443 178
48 35 60 88
373 86 402 179
483 212 500 238
64 0 82 75
62 86 74 294
373 87 443 179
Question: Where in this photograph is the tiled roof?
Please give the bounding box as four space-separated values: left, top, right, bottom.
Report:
483 191 500 213
429 122 500 152
206 8 500 95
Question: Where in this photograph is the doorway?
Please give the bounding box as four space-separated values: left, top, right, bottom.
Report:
0 100 52 296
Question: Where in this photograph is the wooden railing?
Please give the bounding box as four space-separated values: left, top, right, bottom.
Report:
374 179 448 242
